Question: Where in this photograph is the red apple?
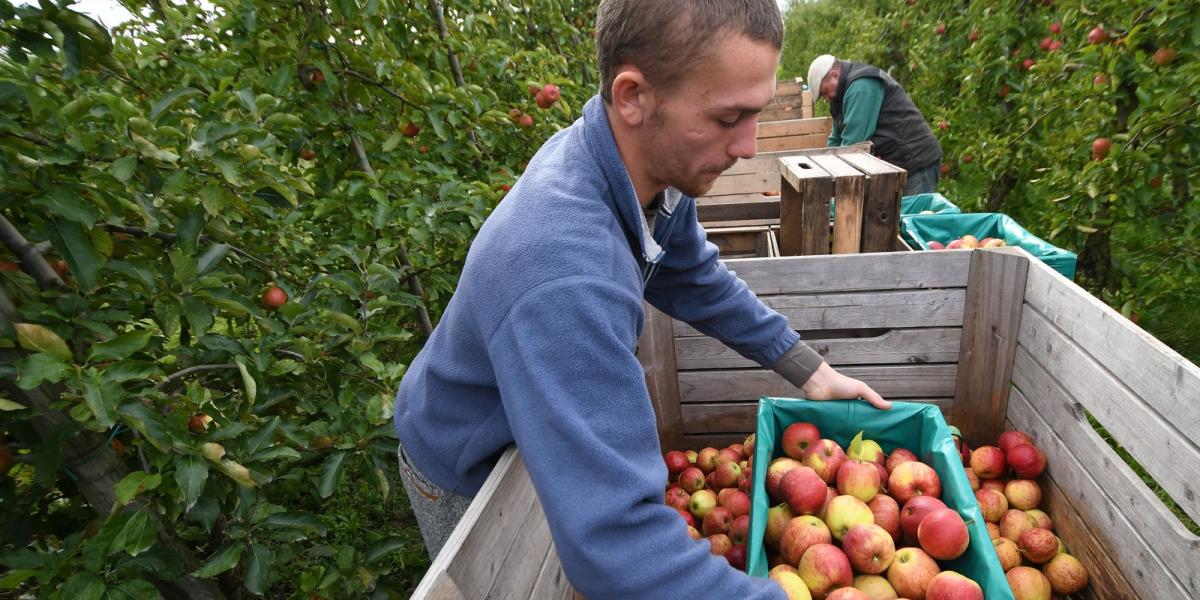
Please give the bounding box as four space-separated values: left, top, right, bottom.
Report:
1027 508 1053 531
782 466 828 516
934 23 945 35
867 494 901 544
825 495 874 542
986 521 1001 540
926 571 983 600
764 503 797 549
1005 479 1042 510
900 496 947 541
675 507 696 528
888 461 941 505
975 487 1009 523
886 547 940 600
696 447 720 474
994 537 1021 571
713 458 743 489
725 543 747 571
767 457 805 500
665 487 690 512
688 488 717 519
402 121 421 137
1018 527 1059 563
707 533 732 556
799 543 853 599
969 446 1006 479
1153 47 1176 67
848 437 886 465
1050 22 1062 34
687 525 701 540
980 478 1006 494
769 565 811 600
826 588 869 600
718 488 751 518
837 460 882 503
1049 40 1063 51
517 113 533 128
729 514 750 545
885 448 918 474
678 466 705 493
718 447 742 465
779 515 832 567
1007 444 1047 479
928 239 946 250
664 450 690 476
803 439 848 484
1007 566 1052 600
742 433 756 459
702 506 733 537
1039 37 1053 51
999 430 1034 454
1093 73 1107 86
968 29 979 43
261 286 287 310
1087 26 1107 45
963 467 980 491
1043 553 1089 595
782 422 822 459
917 508 969 560
1000 508 1038 541
842 524 896 574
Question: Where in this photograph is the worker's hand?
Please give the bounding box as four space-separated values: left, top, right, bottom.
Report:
801 362 891 410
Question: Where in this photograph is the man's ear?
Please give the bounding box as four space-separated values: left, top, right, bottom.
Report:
610 66 653 127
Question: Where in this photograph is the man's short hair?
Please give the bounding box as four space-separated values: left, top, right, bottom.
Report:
595 0 784 104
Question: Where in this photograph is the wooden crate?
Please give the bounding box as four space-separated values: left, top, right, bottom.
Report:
411 248 1200 600
759 79 813 122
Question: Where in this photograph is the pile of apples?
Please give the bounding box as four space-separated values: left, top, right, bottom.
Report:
662 441 756 571
954 429 1091 599
926 234 1007 250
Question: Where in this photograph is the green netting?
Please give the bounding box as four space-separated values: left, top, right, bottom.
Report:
902 212 1078 279
746 398 1013 600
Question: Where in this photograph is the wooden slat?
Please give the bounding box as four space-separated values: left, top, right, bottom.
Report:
714 143 869 177
951 248 1029 449
701 218 779 229
1003 418 1141 600
421 572 465 600
706 171 780 197
757 118 831 139
1021 258 1200 447
528 543 574 600
638 304 683 452
758 133 828 153
717 251 972 295
1017 305 1200 525
707 229 767 254
778 156 833 255
682 433 752 450
774 79 805 97
675 328 962 370
678 364 958 403
838 153 904 254
1006 374 1196 599
483 493 556 599
682 399 952 434
695 195 778 223
811 154 866 254
673 289 967 337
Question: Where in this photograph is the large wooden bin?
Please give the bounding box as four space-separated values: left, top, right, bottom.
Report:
411 248 1200 600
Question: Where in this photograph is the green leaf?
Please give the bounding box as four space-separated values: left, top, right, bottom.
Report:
262 512 328 536
14 323 72 362
198 244 230 275
210 156 242 185
263 112 303 129
44 218 104 289
59 572 104 600
150 87 202 122
176 207 206 255
381 130 402 152
849 431 863 458
111 156 138 182
364 537 407 563
31 190 98 228
115 471 162 506
194 543 243 578
317 451 349 499
182 296 213 336
244 416 279 456
237 88 259 119
111 509 157 557
235 356 257 404
82 370 120 428
175 457 208 511
16 353 70 389
118 403 173 452
0 396 25 411
243 543 273 595
61 25 81 79
110 580 163 600
130 132 179 163
88 329 152 362
101 360 161 384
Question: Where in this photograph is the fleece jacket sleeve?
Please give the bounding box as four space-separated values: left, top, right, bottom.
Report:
836 78 885 146
644 200 803 368
487 275 785 600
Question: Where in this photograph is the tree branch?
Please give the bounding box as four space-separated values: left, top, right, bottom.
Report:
0 214 66 289
339 69 422 111
103 224 273 269
155 363 239 390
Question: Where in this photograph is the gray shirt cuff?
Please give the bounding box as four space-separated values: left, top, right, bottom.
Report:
771 341 825 388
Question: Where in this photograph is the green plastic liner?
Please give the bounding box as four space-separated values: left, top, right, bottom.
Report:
746 398 1013 599
831 192 961 220
902 212 1078 279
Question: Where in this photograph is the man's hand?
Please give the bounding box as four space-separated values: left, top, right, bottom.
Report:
801 362 891 410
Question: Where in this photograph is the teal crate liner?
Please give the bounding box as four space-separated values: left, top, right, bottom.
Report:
746 398 1013 599
902 212 1077 279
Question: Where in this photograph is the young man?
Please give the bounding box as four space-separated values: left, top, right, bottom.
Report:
808 55 944 196
394 1 889 597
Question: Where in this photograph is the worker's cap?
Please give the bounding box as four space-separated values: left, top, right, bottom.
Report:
807 54 836 96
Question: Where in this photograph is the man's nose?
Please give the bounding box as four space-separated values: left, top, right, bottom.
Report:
729 116 758 160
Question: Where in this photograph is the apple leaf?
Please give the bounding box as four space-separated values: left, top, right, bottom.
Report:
849 431 864 459
14 323 72 362
193 543 244 578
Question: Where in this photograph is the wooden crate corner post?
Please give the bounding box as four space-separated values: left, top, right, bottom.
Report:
777 156 833 256
637 303 683 452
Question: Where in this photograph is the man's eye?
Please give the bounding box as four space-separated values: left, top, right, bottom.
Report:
718 117 738 129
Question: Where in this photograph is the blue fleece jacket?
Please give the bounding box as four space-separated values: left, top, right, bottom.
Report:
393 96 793 599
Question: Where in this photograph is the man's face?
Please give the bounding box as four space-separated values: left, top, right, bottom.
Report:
637 35 779 198
818 67 839 102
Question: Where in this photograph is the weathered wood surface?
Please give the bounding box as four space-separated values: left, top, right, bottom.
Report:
1003 418 1142 600
681 433 754 450
637 304 683 452
675 327 962 370
1021 257 1200 454
528 544 574 600
682 398 952 433
719 251 971 295
1008 365 1198 599
758 133 828 153
678 364 958 403
696 195 778 223
707 171 780 197
673 289 967 337
951 248 1029 449
706 227 771 255
810 154 865 254
838 153 904 254
778 156 832 255
757 117 832 139
1017 305 1200 525
482 491 557 599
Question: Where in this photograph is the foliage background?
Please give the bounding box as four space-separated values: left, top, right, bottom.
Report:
0 0 595 597
780 0 1200 362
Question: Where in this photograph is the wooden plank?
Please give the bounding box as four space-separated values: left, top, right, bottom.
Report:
718 251 971 295
528 543 574 600
715 143 868 177
1022 258 1200 446
1017 305 1200 525
679 364 958 403
811 154 866 254
755 230 771 258
757 118 832 139
701 218 779 229
774 79 805 97
695 195 778 223
419 571 465 600
839 153 904 254
758 133 828 153
683 399 953 434
706 229 765 255
673 289 967 337
1006 374 1196 599
675 328 962 370
682 433 752 450
637 304 683 452
802 90 813 119
951 248 1029 449
778 156 833 256
706 171 779 197
483 493 556 599
1003 418 1142 600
